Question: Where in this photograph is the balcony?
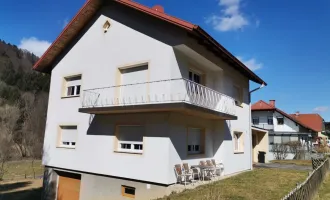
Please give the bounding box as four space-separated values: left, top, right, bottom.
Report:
79 78 237 120
252 124 274 130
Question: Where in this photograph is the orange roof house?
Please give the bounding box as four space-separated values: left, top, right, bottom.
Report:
252 100 316 132
290 113 325 134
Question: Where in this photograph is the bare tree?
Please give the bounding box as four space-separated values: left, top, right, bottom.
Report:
0 137 12 181
0 103 21 157
272 143 289 160
22 93 48 177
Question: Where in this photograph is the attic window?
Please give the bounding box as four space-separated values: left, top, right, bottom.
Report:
103 20 111 33
277 117 284 125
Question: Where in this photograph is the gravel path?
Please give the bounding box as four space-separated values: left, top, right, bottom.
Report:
254 163 312 171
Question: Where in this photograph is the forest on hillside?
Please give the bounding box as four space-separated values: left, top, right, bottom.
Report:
0 39 50 179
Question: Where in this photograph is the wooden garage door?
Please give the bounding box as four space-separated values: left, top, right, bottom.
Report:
57 173 81 200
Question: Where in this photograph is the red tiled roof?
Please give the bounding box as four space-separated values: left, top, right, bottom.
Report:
251 100 317 132
32 0 266 85
251 100 275 110
290 114 324 132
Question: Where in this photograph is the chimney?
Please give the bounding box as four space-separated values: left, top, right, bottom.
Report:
152 5 165 13
269 100 275 107
295 111 300 116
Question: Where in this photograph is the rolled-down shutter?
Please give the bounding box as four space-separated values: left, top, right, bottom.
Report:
61 126 77 143
118 126 144 142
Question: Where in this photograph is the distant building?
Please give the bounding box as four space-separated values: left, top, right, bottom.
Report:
251 100 318 160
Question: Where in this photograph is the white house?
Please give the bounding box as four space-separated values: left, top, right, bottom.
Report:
251 100 316 160
34 1 266 200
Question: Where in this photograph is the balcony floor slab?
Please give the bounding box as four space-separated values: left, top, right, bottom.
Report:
79 102 237 120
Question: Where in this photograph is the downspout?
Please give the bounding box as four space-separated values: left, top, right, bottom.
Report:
249 83 266 170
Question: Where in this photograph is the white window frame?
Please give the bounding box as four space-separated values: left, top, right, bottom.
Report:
118 141 143 153
188 70 202 84
277 117 284 125
233 131 244 153
116 125 144 154
63 75 82 98
58 125 77 149
187 128 204 155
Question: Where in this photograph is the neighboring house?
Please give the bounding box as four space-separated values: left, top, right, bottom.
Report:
251 100 317 160
325 122 330 135
34 1 266 200
290 113 327 142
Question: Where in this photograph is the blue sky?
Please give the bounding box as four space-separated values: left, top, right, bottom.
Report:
1 0 329 120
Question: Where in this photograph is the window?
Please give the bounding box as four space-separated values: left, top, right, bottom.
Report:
277 117 284 125
189 70 201 84
233 132 244 152
121 185 135 198
267 116 273 125
187 128 204 155
59 126 77 148
63 75 81 97
252 117 259 125
233 85 243 106
117 126 144 154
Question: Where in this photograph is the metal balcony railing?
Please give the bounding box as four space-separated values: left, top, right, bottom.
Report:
81 78 236 116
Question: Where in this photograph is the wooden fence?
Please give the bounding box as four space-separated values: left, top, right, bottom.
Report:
282 158 329 200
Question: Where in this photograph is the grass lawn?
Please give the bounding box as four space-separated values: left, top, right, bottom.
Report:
157 168 307 200
2 160 44 181
314 173 330 200
270 160 312 166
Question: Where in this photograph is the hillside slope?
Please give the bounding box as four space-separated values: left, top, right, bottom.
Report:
0 39 50 159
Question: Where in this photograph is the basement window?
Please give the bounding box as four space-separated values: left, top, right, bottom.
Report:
121 185 135 198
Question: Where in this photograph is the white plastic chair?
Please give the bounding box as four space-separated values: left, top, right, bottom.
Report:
211 159 222 176
183 163 200 183
174 164 193 186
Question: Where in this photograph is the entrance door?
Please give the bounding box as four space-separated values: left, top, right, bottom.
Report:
57 173 81 200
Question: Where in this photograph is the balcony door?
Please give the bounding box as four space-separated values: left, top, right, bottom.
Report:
120 65 148 104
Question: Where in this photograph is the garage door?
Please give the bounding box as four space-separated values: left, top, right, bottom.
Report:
57 173 81 200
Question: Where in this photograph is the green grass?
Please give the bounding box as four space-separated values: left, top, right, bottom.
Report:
314 173 330 200
2 160 44 181
157 168 307 200
270 160 312 166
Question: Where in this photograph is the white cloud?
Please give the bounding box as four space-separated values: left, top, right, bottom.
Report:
206 0 249 32
237 56 263 71
18 37 51 57
313 106 329 112
62 18 69 29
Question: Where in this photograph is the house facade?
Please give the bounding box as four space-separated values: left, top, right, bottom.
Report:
251 100 317 160
34 1 266 200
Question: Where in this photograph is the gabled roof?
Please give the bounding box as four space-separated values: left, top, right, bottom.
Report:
252 100 317 132
290 114 324 132
32 0 266 85
251 100 274 110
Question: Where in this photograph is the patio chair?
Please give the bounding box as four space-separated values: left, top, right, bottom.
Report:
199 161 213 181
211 159 222 176
174 164 192 186
183 163 200 182
206 160 217 179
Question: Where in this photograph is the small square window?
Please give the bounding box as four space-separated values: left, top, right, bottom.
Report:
63 75 81 97
252 117 259 125
59 126 77 148
121 185 135 198
267 116 273 125
277 117 284 125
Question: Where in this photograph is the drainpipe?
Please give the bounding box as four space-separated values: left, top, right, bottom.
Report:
249 83 266 170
